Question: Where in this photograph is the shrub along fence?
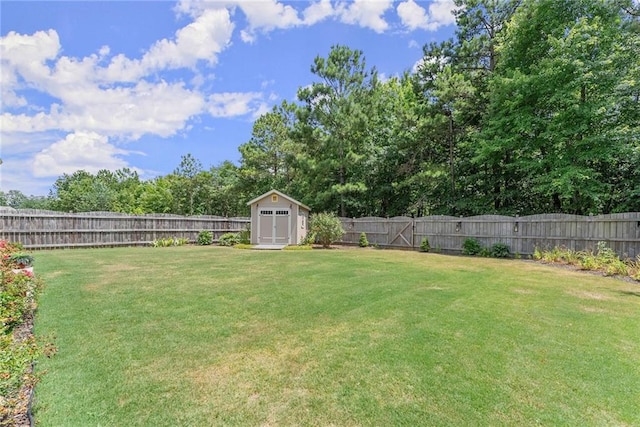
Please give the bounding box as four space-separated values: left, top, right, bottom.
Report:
0 208 250 249
340 213 640 258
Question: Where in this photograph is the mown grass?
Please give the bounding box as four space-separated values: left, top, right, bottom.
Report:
32 246 640 426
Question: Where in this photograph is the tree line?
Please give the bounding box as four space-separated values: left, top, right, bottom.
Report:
3 0 638 217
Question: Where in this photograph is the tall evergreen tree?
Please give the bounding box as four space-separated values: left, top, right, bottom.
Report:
296 45 374 216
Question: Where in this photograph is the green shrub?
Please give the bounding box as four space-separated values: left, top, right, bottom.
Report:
359 232 369 248
151 238 172 247
219 233 240 247
533 247 543 260
310 212 345 248
1 240 55 422
630 256 640 281
197 230 213 246
420 237 430 252
239 227 251 245
490 243 511 258
151 237 188 247
462 238 482 256
534 243 639 281
301 232 316 246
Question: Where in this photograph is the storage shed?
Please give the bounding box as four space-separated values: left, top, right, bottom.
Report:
247 190 311 246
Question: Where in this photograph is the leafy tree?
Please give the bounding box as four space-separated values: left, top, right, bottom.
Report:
49 170 116 212
171 154 204 215
138 177 175 214
206 161 247 217
478 0 639 214
238 101 302 198
2 190 28 209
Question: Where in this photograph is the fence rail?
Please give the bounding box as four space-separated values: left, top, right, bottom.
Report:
340 213 640 258
0 209 250 249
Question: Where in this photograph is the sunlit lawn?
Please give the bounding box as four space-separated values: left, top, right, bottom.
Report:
33 246 640 426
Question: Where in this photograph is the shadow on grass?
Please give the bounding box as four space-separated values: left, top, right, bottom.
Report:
618 290 640 298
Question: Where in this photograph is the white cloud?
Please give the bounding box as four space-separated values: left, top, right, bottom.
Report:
0 30 60 98
143 8 234 70
0 62 27 108
2 81 205 139
412 57 426 74
251 102 272 120
397 0 456 31
99 8 234 81
0 6 235 142
237 0 302 43
336 0 393 33
397 0 428 30
412 55 448 75
32 132 132 177
207 92 264 118
302 0 336 25
408 39 420 49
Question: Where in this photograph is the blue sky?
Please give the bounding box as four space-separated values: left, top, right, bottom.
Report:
1 0 457 196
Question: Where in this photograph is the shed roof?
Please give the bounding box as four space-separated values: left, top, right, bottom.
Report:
247 189 311 211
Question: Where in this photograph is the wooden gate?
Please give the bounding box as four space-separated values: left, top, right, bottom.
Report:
388 217 413 248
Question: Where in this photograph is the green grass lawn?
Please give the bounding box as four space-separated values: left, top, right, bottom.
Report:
32 246 640 426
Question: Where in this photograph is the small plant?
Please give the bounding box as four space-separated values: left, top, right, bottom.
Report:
310 212 345 248
219 232 240 247
151 237 188 247
197 230 213 246
534 243 639 282
239 227 251 245
630 256 640 281
533 247 543 260
490 243 511 258
462 238 482 256
359 232 369 248
9 253 34 268
420 237 430 252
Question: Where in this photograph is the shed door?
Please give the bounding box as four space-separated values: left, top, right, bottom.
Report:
259 210 274 243
258 209 291 244
274 210 290 244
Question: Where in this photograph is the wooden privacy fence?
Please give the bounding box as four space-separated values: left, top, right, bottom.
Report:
2 209 639 257
340 213 640 258
0 209 250 249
